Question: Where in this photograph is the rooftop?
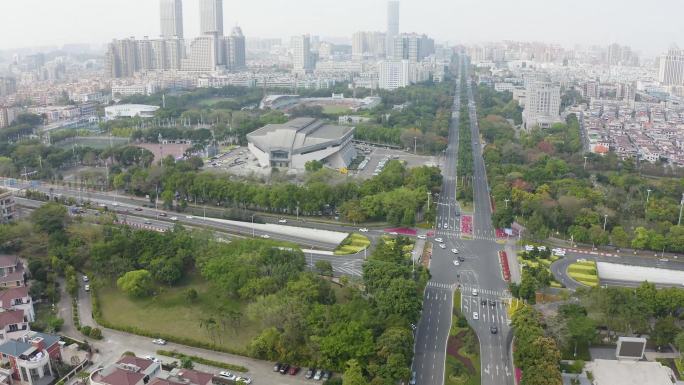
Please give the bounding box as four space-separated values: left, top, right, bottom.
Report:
0 286 28 306
175 369 214 385
0 310 24 328
590 359 675 385
247 117 353 153
99 368 145 385
116 356 155 371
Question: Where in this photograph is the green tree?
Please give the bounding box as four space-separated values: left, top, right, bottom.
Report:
116 270 154 297
31 203 68 234
342 359 366 385
610 226 629 248
315 260 334 276
652 316 680 349
305 160 324 172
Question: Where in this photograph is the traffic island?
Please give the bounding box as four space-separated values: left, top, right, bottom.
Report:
567 260 599 287
445 290 481 385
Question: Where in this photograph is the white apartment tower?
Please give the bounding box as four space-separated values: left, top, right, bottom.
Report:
386 1 400 58
160 0 184 38
378 60 410 90
291 35 313 74
200 0 224 36
658 48 684 86
522 82 561 130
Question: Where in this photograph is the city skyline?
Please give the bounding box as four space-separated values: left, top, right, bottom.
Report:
0 0 682 56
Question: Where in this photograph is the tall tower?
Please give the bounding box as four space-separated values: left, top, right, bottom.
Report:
291 35 312 74
199 0 224 36
386 1 400 58
160 0 184 38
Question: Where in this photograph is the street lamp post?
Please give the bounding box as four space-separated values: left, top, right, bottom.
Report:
251 214 255 237
646 189 652 203
603 214 608 231
504 199 510 209
679 193 684 226
583 156 588 170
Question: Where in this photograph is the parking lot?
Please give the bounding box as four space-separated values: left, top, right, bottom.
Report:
353 144 439 179
204 146 270 177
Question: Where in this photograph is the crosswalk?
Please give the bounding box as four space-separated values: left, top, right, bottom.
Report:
426 281 457 290
459 284 510 299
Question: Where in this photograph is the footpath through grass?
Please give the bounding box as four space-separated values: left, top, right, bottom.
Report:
97 274 258 352
567 260 599 287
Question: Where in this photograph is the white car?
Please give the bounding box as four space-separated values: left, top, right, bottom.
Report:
439 243 446 249
417 234 426 240
524 245 535 252
435 238 444 243
389 231 399 235
260 234 270 239
539 246 547 251
453 260 460 267
170 216 178 221
451 249 459 254
437 223 442 229
219 372 236 381
473 312 479 320
444 223 449 229
84 285 90 292
359 228 369 232
278 219 288 224
235 376 252 384
552 248 566 256
472 289 478 296
152 338 167 345
144 355 160 363
186 215 194 219
83 275 89 282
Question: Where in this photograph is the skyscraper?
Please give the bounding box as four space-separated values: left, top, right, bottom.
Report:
386 1 400 58
228 26 246 69
658 48 684 86
160 0 183 38
200 0 224 36
291 35 312 74
392 33 435 62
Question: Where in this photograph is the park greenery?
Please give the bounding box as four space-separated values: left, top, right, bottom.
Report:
0 202 427 385
474 81 684 253
511 306 562 385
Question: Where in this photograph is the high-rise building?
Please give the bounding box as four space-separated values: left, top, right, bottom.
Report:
227 26 246 70
392 33 434 62
352 31 386 60
182 35 220 72
378 60 410 90
291 35 313 74
522 82 561 130
160 0 183 38
658 48 684 86
105 37 185 78
0 77 16 97
199 0 224 36
386 1 400 58
105 38 139 78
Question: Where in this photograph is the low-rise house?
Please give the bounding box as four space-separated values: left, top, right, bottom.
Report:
0 311 29 340
0 257 24 289
91 356 161 385
0 332 62 385
0 287 34 322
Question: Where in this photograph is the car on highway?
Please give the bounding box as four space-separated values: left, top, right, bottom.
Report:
159 212 167 217
473 312 479 320
472 288 478 296
552 248 566 256
219 372 236 381
409 371 416 385
152 338 167 345
453 260 460 266
261 234 270 239
434 237 443 243
481 299 487 306
417 234 426 240
451 249 459 254
490 325 498 334
304 368 315 379
134 207 143 211
458 256 465 262
489 299 496 307
186 215 194 219
437 223 441 229
660 258 669 262
439 243 446 249
278 219 288 224
144 220 152 224
358 228 368 232
389 231 399 235
170 216 178 221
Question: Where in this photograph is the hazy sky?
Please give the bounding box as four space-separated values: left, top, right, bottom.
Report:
1 0 682 56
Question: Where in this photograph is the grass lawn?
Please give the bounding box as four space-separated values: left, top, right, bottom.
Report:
322 105 350 114
196 97 234 107
98 274 259 351
567 261 599 287
334 233 371 255
517 254 562 286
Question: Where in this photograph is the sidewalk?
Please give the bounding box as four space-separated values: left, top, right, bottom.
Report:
505 240 522 284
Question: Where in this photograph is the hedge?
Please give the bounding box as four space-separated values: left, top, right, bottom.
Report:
156 350 248 373
90 289 248 358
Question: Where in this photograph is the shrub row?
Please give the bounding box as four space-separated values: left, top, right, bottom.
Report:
156 350 248 373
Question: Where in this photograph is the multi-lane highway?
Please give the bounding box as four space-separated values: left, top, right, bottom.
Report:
412 57 513 385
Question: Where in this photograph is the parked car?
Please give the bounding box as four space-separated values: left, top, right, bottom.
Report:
273 363 281 372
82 275 89 282
144 355 160 363
409 371 417 385
84 285 90 292
279 364 290 374
152 338 166 345
314 369 323 381
288 366 300 375
322 371 332 381
234 376 251 384
260 234 270 239
389 231 398 235
304 368 315 379
218 372 236 381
